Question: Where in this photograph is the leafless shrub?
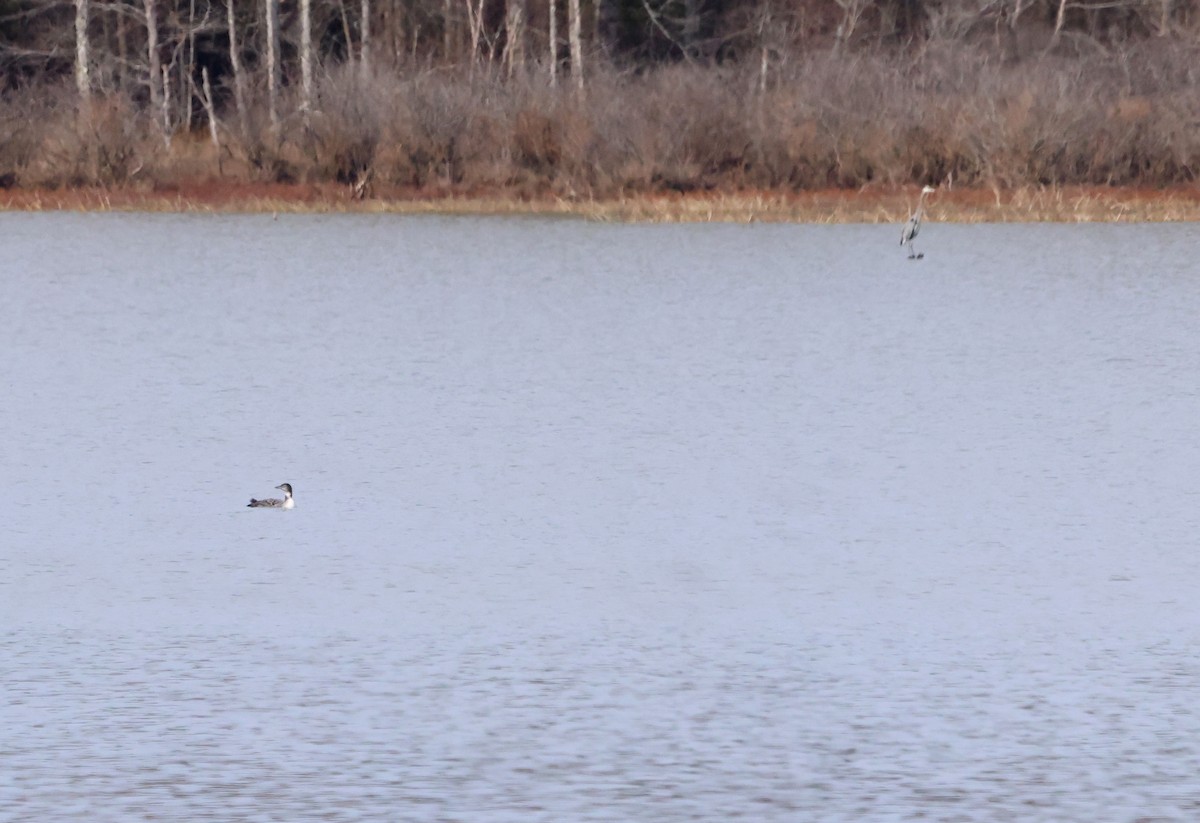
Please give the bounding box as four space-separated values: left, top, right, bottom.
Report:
19 86 163 187
384 71 490 186
4 34 1200 196
0 84 54 186
305 64 397 186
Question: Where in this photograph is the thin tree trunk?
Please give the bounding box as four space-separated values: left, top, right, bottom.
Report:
1157 0 1172 35
1050 0 1069 48
360 0 371 73
200 67 222 172
301 0 314 116
226 0 247 137
185 0 197 128
265 0 281 132
548 0 556 86
145 0 162 114
833 0 865 55
161 64 172 136
74 0 91 105
757 5 768 95
116 2 127 91
466 0 484 73
443 0 454 60
505 0 524 77
336 0 353 52
568 0 582 95
681 0 698 56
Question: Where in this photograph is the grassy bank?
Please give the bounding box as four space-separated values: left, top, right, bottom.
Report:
4 181 1200 223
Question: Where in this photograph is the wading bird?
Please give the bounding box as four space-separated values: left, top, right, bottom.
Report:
248 483 295 509
900 185 936 259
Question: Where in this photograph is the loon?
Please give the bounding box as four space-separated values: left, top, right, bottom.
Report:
248 483 294 509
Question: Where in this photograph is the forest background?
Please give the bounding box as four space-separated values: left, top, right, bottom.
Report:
2 0 1200 216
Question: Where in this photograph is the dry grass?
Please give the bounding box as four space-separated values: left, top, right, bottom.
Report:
5 181 1200 223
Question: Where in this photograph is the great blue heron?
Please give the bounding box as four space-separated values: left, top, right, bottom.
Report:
900 185 936 259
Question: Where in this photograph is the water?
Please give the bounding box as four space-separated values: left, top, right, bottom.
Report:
3 214 1200 819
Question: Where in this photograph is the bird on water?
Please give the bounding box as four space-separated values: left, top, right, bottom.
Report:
900 185 936 259
248 483 294 509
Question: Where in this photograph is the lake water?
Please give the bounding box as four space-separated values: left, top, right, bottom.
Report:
3 213 1200 820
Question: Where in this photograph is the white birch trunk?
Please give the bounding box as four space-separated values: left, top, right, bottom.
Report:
505 0 525 77
226 0 248 136
360 0 371 74
161 64 171 135
466 0 484 73
265 0 281 132
1050 0 1069 48
185 0 197 128
548 0 557 87
115 6 127 91
301 0 314 115
568 0 582 95
1158 0 1172 35
200 67 222 169
74 0 90 104
145 0 162 112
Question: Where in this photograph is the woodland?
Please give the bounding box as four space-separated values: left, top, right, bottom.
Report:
1 0 1199 201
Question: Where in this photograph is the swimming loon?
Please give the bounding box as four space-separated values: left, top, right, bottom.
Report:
248 483 294 509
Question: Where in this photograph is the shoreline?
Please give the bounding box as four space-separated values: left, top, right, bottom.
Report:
3 182 1200 222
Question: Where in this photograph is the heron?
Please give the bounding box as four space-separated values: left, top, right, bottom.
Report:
900 185 936 259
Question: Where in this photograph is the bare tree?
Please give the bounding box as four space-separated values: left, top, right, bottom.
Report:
505 0 525 77
1051 0 1070 47
568 0 582 94
833 0 869 54
200 66 221 170
145 0 163 115
301 0 314 116
1153 0 1175 35
226 0 248 136
114 1 128 91
360 0 371 74
466 0 485 71
74 0 91 104
548 0 557 86
265 0 281 131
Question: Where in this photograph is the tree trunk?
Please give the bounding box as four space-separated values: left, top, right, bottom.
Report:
265 0 281 132
548 0 557 86
200 67 222 173
681 0 699 56
115 3 127 91
161 64 171 136
466 0 485 72
1050 0 1069 48
833 0 865 55
74 0 90 105
183 0 196 128
1157 0 1172 36
301 0 313 116
360 0 371 73
145 0 161 113
505 0 525 76
568 0 583 95
226 0 248 137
